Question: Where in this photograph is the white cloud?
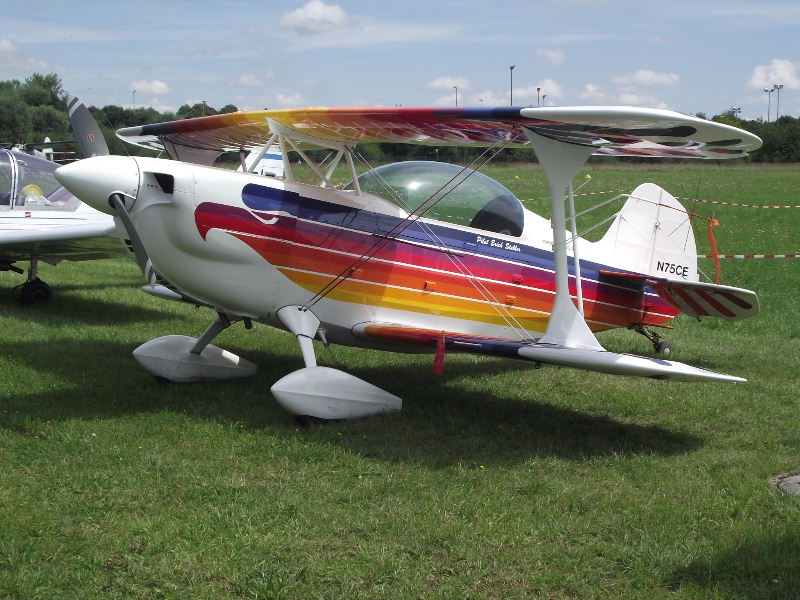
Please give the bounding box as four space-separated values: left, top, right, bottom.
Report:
613 69 680 88
516 79 564 103
747 58 800 90
130 80 171 95
534 48 567 66
275 93 308 107
616 93 668 109
433 93 458 107
469 90 509 106
577 83 668 108
427 77 470 91
578 83 610 101
0 37 59 74
138 98 177 113
280 0 350 34
274 11 460 50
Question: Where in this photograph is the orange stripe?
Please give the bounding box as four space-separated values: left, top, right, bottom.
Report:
235 232 649 328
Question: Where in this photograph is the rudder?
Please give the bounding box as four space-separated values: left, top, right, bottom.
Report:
595 183 698 282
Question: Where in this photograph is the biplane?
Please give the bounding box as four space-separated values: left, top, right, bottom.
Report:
0 97 122 304
55 106 762 420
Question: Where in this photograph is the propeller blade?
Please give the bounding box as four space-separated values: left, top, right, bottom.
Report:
67 96 110 157
109 193 149 276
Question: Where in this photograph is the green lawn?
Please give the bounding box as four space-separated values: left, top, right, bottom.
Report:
1 164 798 599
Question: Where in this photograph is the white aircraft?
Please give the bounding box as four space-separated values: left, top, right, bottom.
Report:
0 96 123 304
55 106 762 421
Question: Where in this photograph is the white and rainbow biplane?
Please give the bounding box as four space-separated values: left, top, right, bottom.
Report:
55 106 762 420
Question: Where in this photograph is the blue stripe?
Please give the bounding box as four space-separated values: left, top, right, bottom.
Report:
241 182 618 281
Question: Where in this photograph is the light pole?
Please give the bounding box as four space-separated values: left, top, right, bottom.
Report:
764 87 775 122
732 106 741 119
202 100 207 116
132 89 136 111
509 65 515 106
774 84 784 122
453 86 458 107
537 87 541 107
542 94 547 107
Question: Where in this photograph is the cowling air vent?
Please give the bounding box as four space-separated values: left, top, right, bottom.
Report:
147 172 174 194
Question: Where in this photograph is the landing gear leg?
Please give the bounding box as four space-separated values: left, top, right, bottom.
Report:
12 254 53 305
132 312 257 382
630 324 672 356
270 305 402 420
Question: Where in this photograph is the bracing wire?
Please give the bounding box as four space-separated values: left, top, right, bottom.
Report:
303 139 508 307
301 140 539 341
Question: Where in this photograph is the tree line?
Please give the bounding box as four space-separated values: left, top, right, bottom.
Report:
1 73 798 163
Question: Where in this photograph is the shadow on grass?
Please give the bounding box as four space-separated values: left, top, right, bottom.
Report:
667 531 800 599
0 290 176 326
1 338 703 467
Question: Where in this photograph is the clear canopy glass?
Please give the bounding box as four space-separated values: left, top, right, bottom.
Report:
0 150 77 210
352 161 524 237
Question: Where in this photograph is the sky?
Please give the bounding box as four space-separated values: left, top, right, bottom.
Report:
3 0 799 121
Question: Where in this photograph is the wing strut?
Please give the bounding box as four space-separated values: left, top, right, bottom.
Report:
523 130 600 350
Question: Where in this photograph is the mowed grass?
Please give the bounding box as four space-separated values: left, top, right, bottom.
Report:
1 164 799 599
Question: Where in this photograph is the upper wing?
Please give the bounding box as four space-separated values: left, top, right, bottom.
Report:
116 106 762 161
354 322 745 383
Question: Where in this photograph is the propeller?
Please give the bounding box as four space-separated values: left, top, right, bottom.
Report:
108 193 150 277
67 96 110 158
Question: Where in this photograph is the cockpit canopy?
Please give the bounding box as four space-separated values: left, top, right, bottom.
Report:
352 161 525 237
0 150 77 210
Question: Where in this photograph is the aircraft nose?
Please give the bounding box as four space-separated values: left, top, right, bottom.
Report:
55 155 140 214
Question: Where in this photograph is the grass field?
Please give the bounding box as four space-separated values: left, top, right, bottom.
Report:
1 163 799 599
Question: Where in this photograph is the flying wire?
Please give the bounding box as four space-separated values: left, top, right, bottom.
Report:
300 139 539 341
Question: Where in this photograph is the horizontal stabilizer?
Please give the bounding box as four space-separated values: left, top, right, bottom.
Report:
355 322 744 383
600 271 759 321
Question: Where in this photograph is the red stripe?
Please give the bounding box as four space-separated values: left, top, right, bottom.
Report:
717 291 753 310
655 285 681 309
695 289 736 318
673 287 710 317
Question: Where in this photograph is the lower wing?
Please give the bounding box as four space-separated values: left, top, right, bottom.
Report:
0 221 122 263
354 322 745 383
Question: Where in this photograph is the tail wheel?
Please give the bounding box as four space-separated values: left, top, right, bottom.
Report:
655 341 672 356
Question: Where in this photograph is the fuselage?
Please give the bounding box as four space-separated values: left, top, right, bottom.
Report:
56 155 679 346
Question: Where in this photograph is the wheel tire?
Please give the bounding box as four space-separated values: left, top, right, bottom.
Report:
655 341 672 356
18 279 53 305
294 415 332 427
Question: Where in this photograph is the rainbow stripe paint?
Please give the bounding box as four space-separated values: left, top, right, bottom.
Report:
193 182 679 334
120 106 760 159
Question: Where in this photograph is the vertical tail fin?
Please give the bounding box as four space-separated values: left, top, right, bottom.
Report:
595 183 698 281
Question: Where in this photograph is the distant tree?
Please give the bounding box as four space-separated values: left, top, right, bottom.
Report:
0 80 21 96
20 73 65 109
0 94 32 143
219 104 239 114
29 105 70 139
100 104 129 128
177 102 217 119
